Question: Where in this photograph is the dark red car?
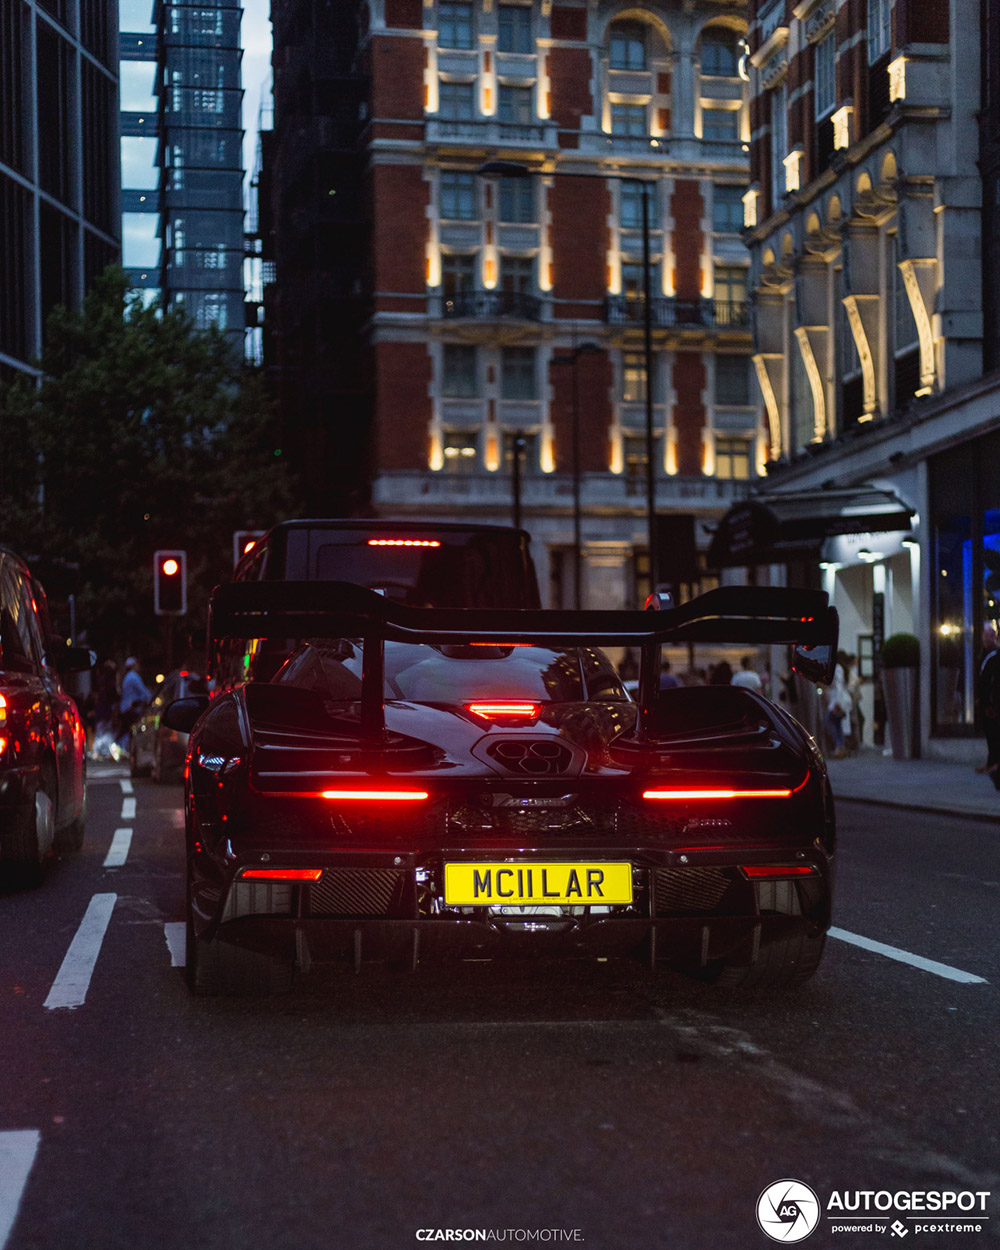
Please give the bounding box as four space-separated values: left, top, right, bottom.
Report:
0 547 93 886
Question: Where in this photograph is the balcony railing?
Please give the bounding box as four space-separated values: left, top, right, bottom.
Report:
425 117 560 149
443 290 543 321
604 296 750 329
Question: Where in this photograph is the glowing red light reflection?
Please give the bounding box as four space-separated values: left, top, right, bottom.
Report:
319 788 429 801
642 788 794 800
240 868 324 881
740 864 816 878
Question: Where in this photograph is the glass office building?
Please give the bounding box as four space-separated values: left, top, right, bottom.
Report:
119 0 245 339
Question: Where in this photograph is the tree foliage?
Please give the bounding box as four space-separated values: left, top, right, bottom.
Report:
0 268 300 662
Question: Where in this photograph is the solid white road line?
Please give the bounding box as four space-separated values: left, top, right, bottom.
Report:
103 827 133 869
828 927 989 984
164 922 187 967
120 796 136 821
0 1130 40 1250
43 894 117 1010
120 778 133 795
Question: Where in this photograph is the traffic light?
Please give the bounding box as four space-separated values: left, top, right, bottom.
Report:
154 550 187 616
233 530 265 566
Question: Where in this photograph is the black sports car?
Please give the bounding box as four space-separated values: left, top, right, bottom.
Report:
166 582 838 994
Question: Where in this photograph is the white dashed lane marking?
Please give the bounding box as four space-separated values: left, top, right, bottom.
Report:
164 923 187 967
119 778 133 795
43 894 117 1010
828 927 989 984
0 1130 40 1250
120 797 136 822
103 828 133 869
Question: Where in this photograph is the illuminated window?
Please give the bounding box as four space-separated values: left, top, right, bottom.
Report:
498 84 534 124
622 352 648 403
714 265 748 309
498 5 532 53
499 175 535 222
701 28 740 77
713 185 745 233
440 2 474 50
610 21 647 71
442 253 477 301
441 170 477 220
443 344 479 396
814 32 836 119
714 437 752 479
501 346 537 399
623 431 650 481
611 103 647 137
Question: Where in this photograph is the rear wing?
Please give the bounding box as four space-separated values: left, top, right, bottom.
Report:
209 580 838 740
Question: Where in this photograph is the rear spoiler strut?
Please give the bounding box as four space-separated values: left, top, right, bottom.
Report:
210 581 838 741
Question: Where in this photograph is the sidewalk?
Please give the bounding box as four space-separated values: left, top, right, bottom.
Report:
825 749 1000 822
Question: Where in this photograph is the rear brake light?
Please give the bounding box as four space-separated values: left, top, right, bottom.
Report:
0 693 6 724
367 538 441 548
240 868 323 881
466 701 541 720
0 737 6 755
643 788 794 800
740 864 817 879
319 788 429 801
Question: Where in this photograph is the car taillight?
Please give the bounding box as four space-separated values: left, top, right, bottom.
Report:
319 789 429 801
740 864 817 879
367 538 441 548
466 701 542 720
240 868 324 881
643 788 794 800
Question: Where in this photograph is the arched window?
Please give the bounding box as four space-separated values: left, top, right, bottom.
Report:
701 26 741 77
610 20 648 71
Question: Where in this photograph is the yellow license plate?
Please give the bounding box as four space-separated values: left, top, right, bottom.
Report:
443 861 633 906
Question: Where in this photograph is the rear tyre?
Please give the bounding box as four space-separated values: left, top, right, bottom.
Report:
711 930 826 992
3 769 56 887
54 760 86 853
185 879 294 996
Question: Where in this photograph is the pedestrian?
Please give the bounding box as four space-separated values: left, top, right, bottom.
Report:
92 659 119 758
976 624 1000 788
731 655 763 691
823 654 851 759
659 658 682 690
709 660 733 686
844 653 863 753
118 656 152 749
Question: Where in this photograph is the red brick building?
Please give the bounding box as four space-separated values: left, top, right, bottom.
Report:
267 0 758 608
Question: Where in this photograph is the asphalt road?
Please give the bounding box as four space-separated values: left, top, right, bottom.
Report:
0 769 997 1250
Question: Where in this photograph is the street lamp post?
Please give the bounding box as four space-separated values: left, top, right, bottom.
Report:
552 342 601 609
478 160 661 600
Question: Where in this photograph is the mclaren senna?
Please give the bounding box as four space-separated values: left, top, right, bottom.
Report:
164 582 839 995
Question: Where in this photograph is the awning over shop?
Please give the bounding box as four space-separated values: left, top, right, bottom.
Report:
707 487 914 568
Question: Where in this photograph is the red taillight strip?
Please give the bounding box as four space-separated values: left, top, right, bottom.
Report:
466 701 541 719
643 788 793 800
740 864 817 879
320 789 429 801
367 538 441 548
642 773 809 801
240 868 324 881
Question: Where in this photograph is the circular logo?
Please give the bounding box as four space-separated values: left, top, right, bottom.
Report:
756 1180 821 1243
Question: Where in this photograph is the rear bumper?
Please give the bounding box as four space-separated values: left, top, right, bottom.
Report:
193 845 832 969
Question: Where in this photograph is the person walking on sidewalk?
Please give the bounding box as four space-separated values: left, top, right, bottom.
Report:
976 625 1000 788
823 654 852 759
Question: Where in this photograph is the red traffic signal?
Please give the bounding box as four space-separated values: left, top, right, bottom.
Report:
154 550 187 615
